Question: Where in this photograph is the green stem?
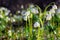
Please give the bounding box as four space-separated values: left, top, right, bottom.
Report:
28 18 32 40
37 26 41 40
44 2 55 15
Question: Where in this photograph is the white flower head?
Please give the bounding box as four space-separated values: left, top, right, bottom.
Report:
11 17 16 22
49 9 55 13
12 18 16 22
21 5 24 9
0 15 3 18
17 10 20 13
52 5 57 10
30 8 39 14
34 22 40 28
14 15 22 21
22 16 27 21
5 10 10 16
21 10 30 16
56 8 60 13
8 30 12 36
0 7 10 16
29 4 34 8
5 17 10 22
46 14 52 20
21 10 26 16
54 31 56 34
25 11 30 16
0 7 6 10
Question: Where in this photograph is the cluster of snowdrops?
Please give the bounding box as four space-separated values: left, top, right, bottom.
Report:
0 2 60 40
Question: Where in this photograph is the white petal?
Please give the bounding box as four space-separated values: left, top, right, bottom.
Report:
49 9 55 13
11 17 16 22
17 10 20 13
21 5 24 9
52 5 57 10
8 30 12 36
30 8 39 14
34 22 40 27
46 14 52 20
29 4 34 8
56 8 60 13
21 10 26 16
0 15 3 18
23 16 27 21
25 11 30 16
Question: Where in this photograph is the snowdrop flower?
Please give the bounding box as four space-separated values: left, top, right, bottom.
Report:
8 30 12 36
21 10 26 16
56 8 60 18
25 11 30 16
46 14 52 20
21 5 24 9
29 4 34 8
22 16 27 21
5 10 10 16
14 15 20 19
0 15 3 18
14 15 22 21
52 5 57 10
54 31 56 34
17 10 20 13
0 7 6 10
0 7 10 15
30 8 39 14
12 18 16 22
49 9 55 14
34 22 40 28
21 10 30 21
56 8 60 13
5 17 10 22
21 10 30 16
11 17 16 22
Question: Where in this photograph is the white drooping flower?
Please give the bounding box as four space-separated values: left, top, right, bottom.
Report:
48 8 56 17
8 30 12 36
14 15 22 21
34 22 40 28
21 10 26 16
21 5 24 9
0 7 10 16
5 17 10 22
54 31 56 34
22 16 27 21
5 10 10 16
30 7 39 14
25 11 30 16
52 5 57 10
29 4 34 8
46 13 52 20
17 10 20 13
56 8 60 13
11 17 16 22
0 21 1 24
49 9 55 14
0 15 3 18
21 10 30 16
56 8 60 18
21 10 30 21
